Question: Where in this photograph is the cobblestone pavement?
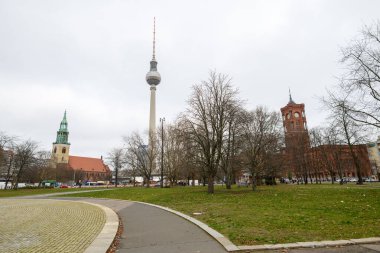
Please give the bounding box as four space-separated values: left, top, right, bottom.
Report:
0 199 106 253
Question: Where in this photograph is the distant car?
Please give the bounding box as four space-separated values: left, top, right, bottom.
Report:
349 178 358 182
60 185 69 188
238 181 249 187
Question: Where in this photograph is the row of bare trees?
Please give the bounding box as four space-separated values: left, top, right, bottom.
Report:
180 73 285 193
0 132 85 189
107 72 284 193
0 133 56 189
321 21 380 184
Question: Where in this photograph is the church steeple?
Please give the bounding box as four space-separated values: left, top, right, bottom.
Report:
55 110 70 144
52 111 71 166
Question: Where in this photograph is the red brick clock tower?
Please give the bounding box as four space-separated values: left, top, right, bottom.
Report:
280 92 310 149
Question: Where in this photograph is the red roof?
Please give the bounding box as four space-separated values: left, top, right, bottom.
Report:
68 156 110 173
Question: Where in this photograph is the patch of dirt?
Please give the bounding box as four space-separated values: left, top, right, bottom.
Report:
107 213 123 253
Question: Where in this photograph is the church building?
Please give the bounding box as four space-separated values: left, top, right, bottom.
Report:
51 111 111 183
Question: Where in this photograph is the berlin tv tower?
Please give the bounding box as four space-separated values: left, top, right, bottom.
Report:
146 17 161 137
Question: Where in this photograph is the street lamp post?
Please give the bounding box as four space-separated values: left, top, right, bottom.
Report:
160 117 165 188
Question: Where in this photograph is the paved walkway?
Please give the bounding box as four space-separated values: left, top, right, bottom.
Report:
14 191 380 253
0 199 105 253
54 197 227 253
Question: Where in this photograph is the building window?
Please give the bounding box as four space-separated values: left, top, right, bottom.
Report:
302 111 305 117
62 147 66 154
291 122 294 130
54 147 57 153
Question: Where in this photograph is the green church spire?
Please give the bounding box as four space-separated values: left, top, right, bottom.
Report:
54 110 70 144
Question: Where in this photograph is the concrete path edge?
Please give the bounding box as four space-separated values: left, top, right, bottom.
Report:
129 200 380 252
81 201 119 253
237 237 380 251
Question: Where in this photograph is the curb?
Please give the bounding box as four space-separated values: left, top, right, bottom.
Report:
82 201 119 253
127 200 380 252
10 188 115 199
236 237 380 251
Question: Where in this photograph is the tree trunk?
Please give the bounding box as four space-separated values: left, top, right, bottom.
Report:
4 179 9 190
226 178 232 189
4 157 15 190
207 175 214 194
115 169 118 187
251 176 257 191
146 177 150 188
346 144 363 184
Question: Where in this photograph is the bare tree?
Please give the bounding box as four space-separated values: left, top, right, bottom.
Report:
159 123 185 187
240 106 281 191
124 150 139 187
284 125 311 184
32 151 55 186
219 106 243 189
12 140 38 189
107 148 125 187
0 132 17 190
324 92 369 184
330 21 380 128
176 118 202 186
309 127 335 183
124 131 158 188
183 71 241 193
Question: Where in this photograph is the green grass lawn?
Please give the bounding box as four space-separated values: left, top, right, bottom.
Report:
26 184 380 245
0 187 99 198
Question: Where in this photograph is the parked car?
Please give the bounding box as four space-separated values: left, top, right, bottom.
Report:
238 181 249 187
60 185 69 188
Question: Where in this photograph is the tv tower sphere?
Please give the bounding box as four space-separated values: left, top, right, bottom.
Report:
146 61 161 86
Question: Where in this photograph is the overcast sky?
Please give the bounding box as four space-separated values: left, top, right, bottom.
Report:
1 0 379 157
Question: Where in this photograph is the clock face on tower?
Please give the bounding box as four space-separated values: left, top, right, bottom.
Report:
287 113 291 119
294 112 300 118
